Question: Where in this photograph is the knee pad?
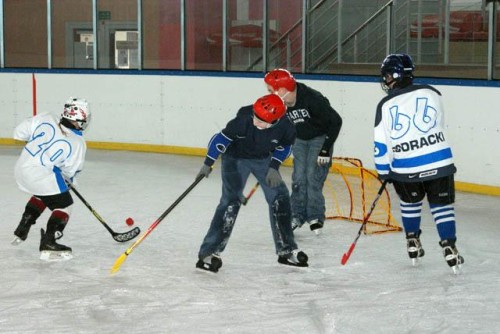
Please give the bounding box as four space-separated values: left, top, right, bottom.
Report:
23 196 47 221
27 196 47 214
47 207 72 236
54 205 73 216
51 206 72 226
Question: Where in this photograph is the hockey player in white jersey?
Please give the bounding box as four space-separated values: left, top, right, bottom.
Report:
12 97 91 261
374 54 464 273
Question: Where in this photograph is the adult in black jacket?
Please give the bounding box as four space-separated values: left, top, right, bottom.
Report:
195 94 308 273
265 69 343 234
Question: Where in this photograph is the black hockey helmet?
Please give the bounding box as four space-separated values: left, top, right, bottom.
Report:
380 53 415 92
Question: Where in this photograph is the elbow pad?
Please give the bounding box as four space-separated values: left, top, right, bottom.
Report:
206 132 232 162
271 145 292 166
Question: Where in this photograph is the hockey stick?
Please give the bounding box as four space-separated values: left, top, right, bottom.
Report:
341 180 388 265
240 182 260 205
69 184 141 242
110 174 205 274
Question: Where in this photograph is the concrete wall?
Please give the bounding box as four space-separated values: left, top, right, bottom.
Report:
0 71 499 192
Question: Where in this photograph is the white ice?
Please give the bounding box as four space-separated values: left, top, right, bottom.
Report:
1 146 499 334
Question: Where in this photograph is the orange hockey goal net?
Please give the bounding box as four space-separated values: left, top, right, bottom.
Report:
324 157 402 234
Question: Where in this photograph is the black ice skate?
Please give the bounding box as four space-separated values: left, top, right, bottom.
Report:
196 254 223 273
439 239 464 274
39 229 73 261
12 212 36 245
406 230 425 266
278 250 308 267
309 219 324 235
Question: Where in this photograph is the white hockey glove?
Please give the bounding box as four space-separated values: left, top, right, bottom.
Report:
317 149 331 166
266 168 283 188
197 164 212 179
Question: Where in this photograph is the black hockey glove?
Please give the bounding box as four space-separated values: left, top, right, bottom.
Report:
317 149 331 166
377 174 392 184
197 164 212 179
266 168 283 188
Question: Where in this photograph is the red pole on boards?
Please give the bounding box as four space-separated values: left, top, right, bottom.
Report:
32 73 37 116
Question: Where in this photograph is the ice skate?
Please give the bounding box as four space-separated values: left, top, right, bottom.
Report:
308 219 324 235
39 229 72 262
406 230 425 266
278 249 308 267
196 254 223 273
12 212 36 245
439 239 464 274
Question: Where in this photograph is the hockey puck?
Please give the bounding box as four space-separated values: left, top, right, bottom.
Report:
126 217 134 226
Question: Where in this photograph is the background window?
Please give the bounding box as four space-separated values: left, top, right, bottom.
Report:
4 0 47 68
97 0 138 69
51 0 93 69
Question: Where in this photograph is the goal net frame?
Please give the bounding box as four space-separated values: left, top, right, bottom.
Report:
325 157 402 235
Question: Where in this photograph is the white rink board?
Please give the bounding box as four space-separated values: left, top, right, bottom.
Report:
0 72 498 187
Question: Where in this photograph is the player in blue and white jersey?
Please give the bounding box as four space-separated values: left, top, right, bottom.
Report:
374 54 463 272
12 97 91 261
195 94 308 273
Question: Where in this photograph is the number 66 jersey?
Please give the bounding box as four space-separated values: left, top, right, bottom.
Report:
374 85 456 182
13 113 87 196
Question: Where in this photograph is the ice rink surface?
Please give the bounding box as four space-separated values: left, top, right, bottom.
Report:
1 146 499 334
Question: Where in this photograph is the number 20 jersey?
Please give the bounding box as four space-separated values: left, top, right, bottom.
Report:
13 113 87 196
374 85 456 182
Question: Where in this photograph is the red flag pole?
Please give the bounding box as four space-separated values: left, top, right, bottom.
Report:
32 73 37 116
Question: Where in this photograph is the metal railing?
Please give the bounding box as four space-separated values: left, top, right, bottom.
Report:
248 0 498 80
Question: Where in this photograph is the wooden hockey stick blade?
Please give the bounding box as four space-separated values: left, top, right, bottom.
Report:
110 253 128 274
111 226 141 242
110 233 147 275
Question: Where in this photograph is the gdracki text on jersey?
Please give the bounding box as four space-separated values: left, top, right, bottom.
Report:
392 131 445 152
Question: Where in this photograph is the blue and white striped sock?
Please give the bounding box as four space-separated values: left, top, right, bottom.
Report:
400 200 423 234
429 203 456 240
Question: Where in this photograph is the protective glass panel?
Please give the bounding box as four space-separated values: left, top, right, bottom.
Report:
4 0 47 68
143 0 181 70
51 0 93 69
186 0 223 70
97 0 138 69
227 0 264 71
267 0 303 73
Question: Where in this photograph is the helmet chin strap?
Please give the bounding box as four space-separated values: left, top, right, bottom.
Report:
381 77 396 92
273 90 290 101
279 91 290 99
60 117 79 130
385 77 396 87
